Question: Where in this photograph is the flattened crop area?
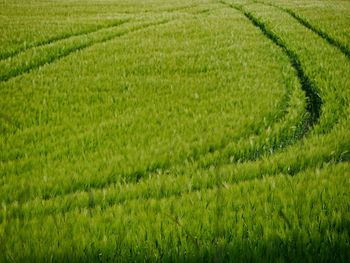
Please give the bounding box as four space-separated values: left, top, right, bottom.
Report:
0 0 349 261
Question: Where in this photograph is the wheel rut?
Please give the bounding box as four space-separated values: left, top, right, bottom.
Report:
1 2 321 210
0 19 173 83
0 3 203 62
0 20 130 62
4 158 339 221
254 0 350 60
221 1 322 131
8 2 350 225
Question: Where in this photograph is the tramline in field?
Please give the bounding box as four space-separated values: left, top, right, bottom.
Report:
0 0 349 261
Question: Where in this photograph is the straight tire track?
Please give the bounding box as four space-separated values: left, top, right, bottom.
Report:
0 3 202 61
255 0 350 60
0 19 173 83
0 20 130 61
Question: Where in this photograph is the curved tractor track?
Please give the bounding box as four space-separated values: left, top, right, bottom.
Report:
5 0 347 220
0 0 349 261
0 4 309 205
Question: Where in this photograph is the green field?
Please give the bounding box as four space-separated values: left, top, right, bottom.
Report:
1 0 350 261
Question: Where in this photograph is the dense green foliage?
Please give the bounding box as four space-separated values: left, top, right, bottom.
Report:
0 0 349 261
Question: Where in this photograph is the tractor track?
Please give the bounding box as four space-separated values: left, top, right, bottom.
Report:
0 19 174 83
254 0 350 60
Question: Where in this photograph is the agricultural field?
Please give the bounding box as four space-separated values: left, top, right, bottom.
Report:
0 0 350 261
